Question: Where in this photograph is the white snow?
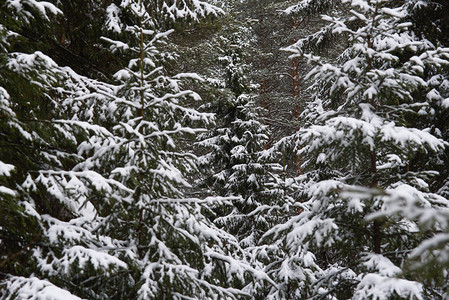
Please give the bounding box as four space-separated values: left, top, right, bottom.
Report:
4 276 84 300
57 246 127 274
7 0 62 20
105 4 122 33
0 161 14 177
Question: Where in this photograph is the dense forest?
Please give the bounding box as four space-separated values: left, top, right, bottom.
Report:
1 0 449 299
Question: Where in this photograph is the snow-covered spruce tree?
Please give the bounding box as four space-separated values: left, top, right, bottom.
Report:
260 0 449 298
395 0 449 295
196 32 300 297
68 1 272 298
198 32 286 247
405 0 449 202
0 1 133 299
1 0 271 299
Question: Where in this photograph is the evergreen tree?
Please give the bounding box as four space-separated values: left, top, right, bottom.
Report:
0 1 127 298
198 32 280 245
196 30 300 298
398 1 449 296
263 0 449 298
406 0 449 199
85 1 259 298
1 0 270 298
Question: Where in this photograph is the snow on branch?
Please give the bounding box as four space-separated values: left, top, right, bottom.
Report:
2 276 83 300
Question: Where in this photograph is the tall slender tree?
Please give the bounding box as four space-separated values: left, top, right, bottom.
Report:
0 1 130 298
1 0 271 298
262 0 449 298
197 31 282 244
89 1 255 298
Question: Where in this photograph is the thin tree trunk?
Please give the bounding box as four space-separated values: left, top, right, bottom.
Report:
370 150 381 254
139 0 145 118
